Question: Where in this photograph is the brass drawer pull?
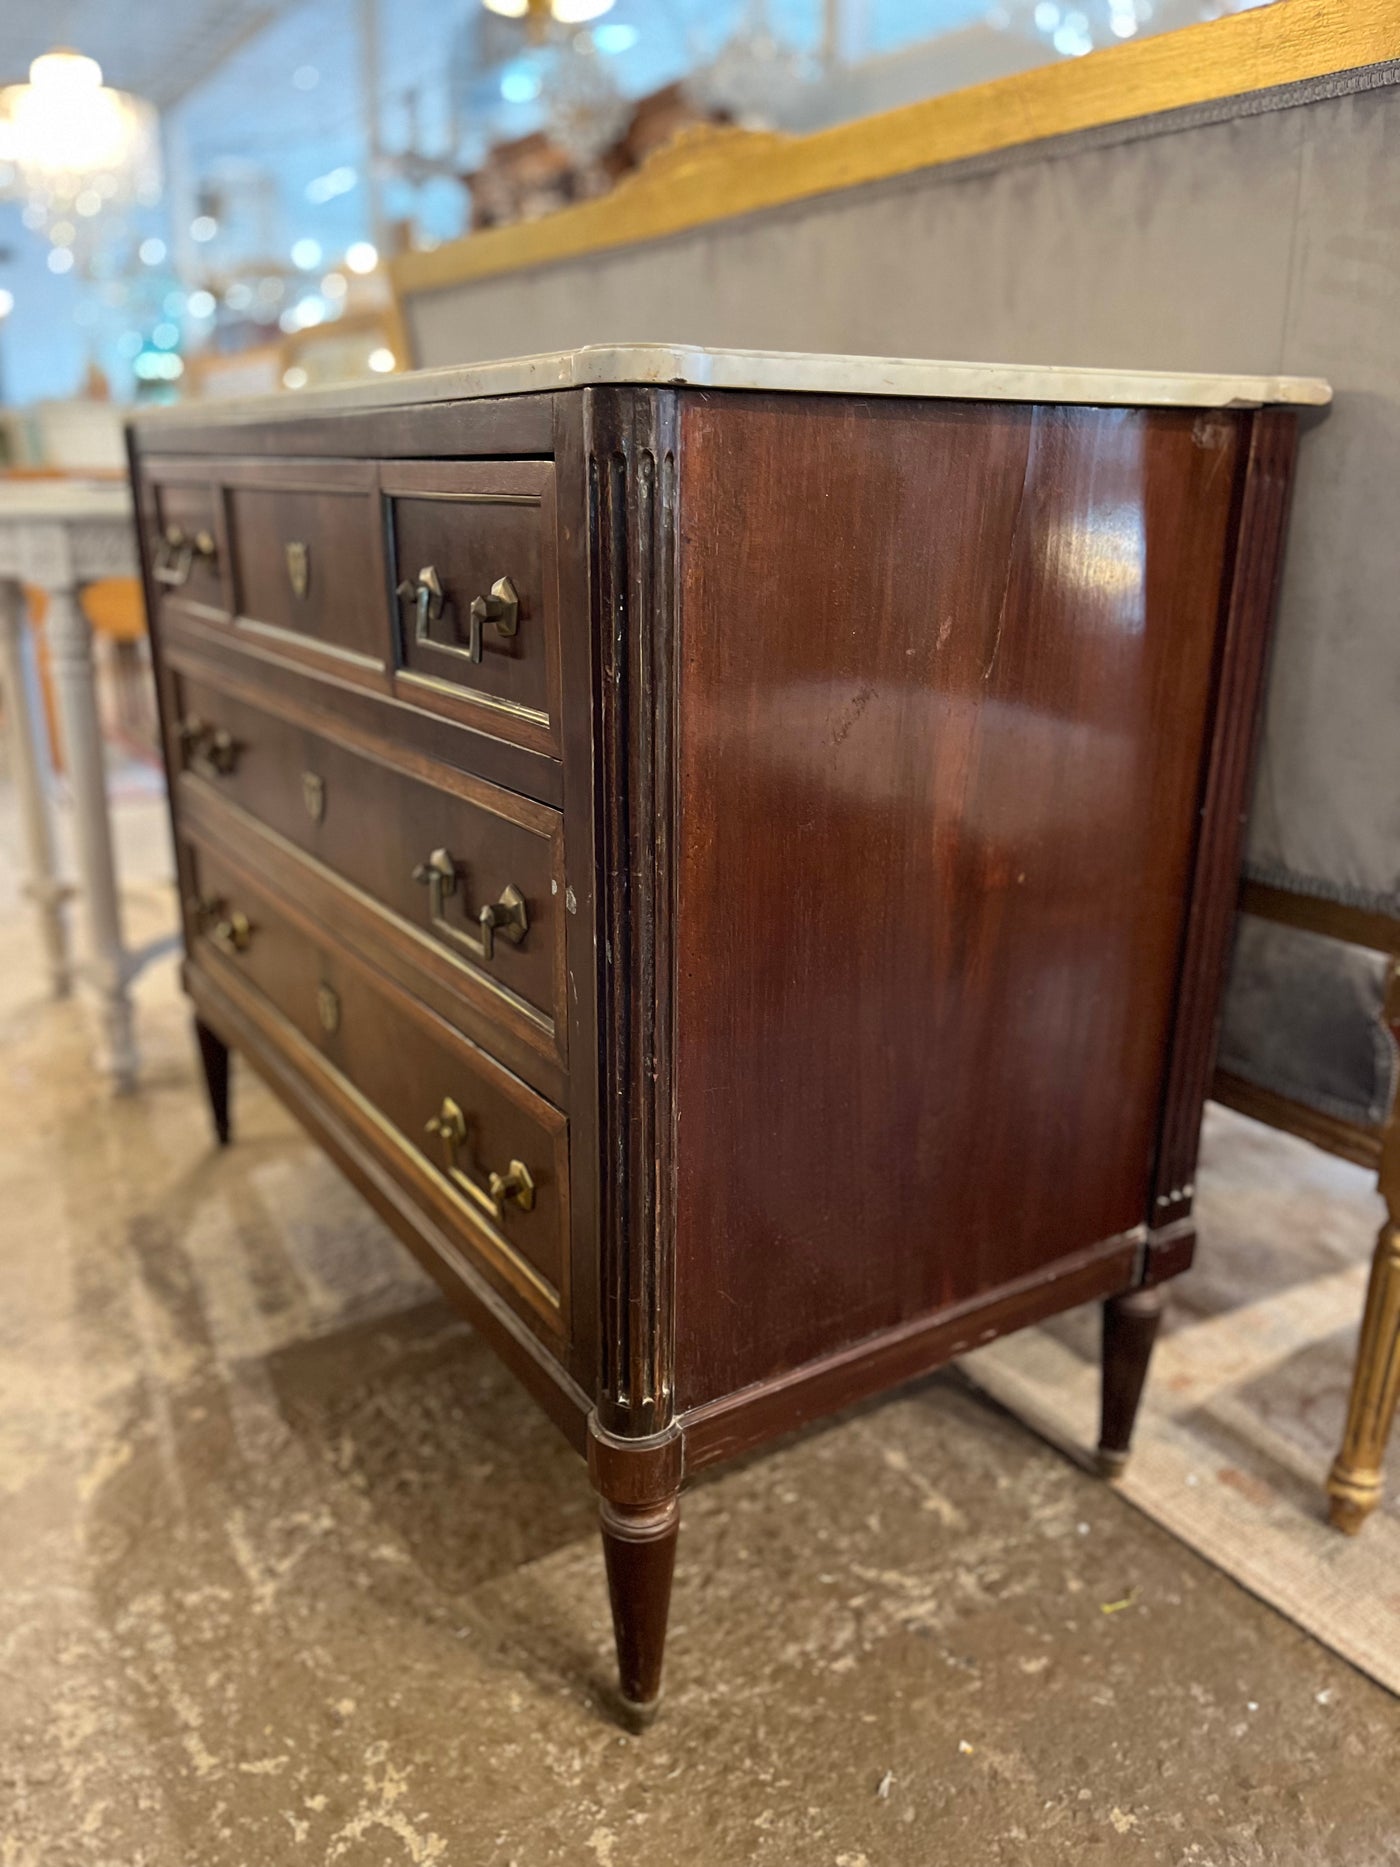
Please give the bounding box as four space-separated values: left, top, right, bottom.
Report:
154 525 217 588
177 715 240 778
191 895 254 955
396 565 519 665
397 564 444 637
467 576 520 661
412 846 528 964
425 1095 536 1221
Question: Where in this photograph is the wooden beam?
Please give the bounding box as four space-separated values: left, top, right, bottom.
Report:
1240 880 1400 956
1213 1070 1382 1170
391 0 1400 300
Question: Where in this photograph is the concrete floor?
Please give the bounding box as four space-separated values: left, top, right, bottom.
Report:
1 798 1399 1865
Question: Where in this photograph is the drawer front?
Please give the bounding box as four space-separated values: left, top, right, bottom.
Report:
171 669 566 1050
146 476 226 618
185 838 569 1332
385 461 560 755
225 460 386 670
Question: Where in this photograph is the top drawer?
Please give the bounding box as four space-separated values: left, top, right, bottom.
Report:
224 460 385 671
143 456 563 762
385 461 560 758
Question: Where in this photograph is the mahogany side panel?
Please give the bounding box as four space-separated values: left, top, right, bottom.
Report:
670 392 1247 1406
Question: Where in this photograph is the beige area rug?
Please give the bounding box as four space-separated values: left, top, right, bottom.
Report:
964 1103 1400 1696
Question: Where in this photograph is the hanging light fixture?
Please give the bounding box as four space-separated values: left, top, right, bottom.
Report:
0 49 161 237
482 0 615 27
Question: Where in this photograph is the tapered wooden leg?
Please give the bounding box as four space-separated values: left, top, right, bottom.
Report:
1098 1287 1164 1478
599 1494 678 1726
194 1017 231 1146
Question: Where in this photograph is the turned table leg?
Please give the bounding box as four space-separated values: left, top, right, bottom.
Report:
194 1016 232 1146
46 581 138 1091
0 577 70 996
1328 958 1400 1534
589 1414 682 1727
600 1494 680 1725
1098 1286 1164 1478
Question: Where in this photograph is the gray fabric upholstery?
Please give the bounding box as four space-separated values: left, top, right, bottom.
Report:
1218 917 1396 1130
406 67 1400 1124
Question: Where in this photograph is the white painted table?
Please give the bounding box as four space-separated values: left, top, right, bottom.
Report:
0 481 146 1090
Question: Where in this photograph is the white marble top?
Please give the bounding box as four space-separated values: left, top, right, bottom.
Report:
0 481 132 521
132 344 1331 429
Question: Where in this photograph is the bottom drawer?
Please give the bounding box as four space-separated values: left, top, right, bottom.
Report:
184 837 569 1334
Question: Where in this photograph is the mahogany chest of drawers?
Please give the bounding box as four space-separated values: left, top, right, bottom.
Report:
129 346 1326 1722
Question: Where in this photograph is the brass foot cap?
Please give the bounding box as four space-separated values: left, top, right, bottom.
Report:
616 1689 663 1732
1327 1493 1375 1537
1096 1447 1130 1482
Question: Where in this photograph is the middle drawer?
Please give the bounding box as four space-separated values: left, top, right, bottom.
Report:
170 667 567 1062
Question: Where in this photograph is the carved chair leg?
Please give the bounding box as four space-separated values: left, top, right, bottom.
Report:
194 1016 232 1146
599 1494 679 1727
1098 1287 1164 1478
1328 1218 1400 1534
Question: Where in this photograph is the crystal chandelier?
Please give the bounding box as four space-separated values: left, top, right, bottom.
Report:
539 33 629 166
688 1 812 130
0 50 161 236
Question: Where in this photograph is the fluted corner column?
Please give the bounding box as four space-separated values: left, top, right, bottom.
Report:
45 581 137 1091
0 576 70 997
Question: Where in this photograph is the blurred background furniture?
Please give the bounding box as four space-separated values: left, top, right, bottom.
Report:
0 479 146 1087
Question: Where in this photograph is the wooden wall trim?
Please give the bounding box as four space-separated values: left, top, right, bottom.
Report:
391 0 1400 304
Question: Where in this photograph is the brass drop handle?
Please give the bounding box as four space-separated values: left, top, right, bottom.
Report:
178 714 240 778
467 576 520 663
396 563 445 640
212 912 253 955
154 525 193 587
396 565 519 665
424 1095 536 1221
191 895 254 955
154 525 216 588
412 846 528 964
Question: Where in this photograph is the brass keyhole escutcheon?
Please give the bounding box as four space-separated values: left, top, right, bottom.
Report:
302 771 325 823
285 540 310 600
316 983 340 1034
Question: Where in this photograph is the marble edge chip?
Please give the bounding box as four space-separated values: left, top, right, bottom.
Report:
128 342 1333 428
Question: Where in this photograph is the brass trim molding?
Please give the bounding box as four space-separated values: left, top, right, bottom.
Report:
391 0 1400 305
